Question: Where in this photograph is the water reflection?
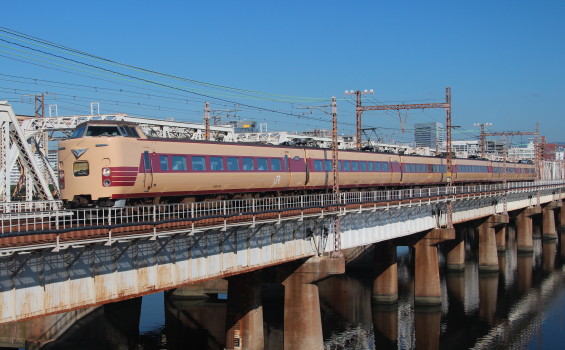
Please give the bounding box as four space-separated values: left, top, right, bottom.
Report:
2 222 565 349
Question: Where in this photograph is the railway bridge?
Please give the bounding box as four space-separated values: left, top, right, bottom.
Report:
2 101 565 348
0 180 564 349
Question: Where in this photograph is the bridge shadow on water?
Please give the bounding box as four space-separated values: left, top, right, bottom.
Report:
1 222 565 349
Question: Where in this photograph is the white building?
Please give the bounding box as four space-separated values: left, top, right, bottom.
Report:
508 142 535 161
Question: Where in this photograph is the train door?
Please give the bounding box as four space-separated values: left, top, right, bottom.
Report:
142 150 153 192
287 152 307 188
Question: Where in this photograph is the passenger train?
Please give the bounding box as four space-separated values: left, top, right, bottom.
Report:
57 121 536 207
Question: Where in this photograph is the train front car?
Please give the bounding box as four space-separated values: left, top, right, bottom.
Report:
58 121 147 207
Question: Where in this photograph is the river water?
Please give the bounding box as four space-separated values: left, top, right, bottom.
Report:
3 222 565 349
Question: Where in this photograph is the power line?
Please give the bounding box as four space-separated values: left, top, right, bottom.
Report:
0 26 327 102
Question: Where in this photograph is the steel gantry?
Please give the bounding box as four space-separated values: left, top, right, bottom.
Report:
0 101 54 202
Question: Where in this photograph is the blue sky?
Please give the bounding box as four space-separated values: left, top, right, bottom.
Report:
1 0 564 143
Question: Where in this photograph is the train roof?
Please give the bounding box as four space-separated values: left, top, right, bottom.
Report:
75 120 140 128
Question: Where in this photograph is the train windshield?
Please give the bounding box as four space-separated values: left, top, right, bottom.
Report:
70 125 140 138
70 126 86 139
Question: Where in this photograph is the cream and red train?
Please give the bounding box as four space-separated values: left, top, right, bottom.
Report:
57 121 536 207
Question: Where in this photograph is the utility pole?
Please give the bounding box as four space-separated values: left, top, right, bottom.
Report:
536 122 540 180
331 97 340 200
344 89 374 149
445 87 453 228
204 102 210 141
474 122 492 158
503 135 508 214
331 96 343 257
539 135 547 180
297 98 342 254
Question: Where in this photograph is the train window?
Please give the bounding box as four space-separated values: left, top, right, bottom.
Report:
127 127 140 138
360 162 367 171
144 151 151 171
325 160 332 172
227 157 240 171
73 162 89 176
257 158 268 171
343 161 351 172
375 162 381 171
191 156 206 171
210 157 224 171
118 126 140 138
243 158 255 171
172 156 187 171
86 126 120 137
70 126 86 138
382 163 388 172
160 155 169 171
367 162 374 171
271 158 282 171
314 160 323 171
352 162 359 171
284 155 289 171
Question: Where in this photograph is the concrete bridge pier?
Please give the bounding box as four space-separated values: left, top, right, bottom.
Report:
516 206 541 253
372 241 398 304
542 202 559 241
495 223 507 252
445 225 466 272
558 200 565 228
413 228 455 306
225 272 264 350
282 256 345 350
478 214 508 272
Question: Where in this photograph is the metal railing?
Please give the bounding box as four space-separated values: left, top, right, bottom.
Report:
0 181 563 235
0 200 63 214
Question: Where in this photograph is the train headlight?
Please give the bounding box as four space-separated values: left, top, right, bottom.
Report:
58 171 64 180
102 168 111 176
103 179 111 187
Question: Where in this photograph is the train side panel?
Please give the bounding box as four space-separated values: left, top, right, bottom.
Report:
304 149 400 189
398 155 444 185
452 158 492 183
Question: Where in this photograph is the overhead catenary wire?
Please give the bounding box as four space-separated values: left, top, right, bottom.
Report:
0 26 451 141
0 26 327 102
